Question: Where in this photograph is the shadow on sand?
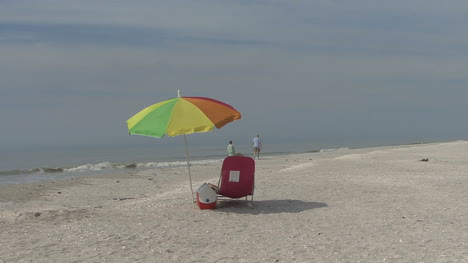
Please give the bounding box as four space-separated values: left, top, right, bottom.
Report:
215 199 328 214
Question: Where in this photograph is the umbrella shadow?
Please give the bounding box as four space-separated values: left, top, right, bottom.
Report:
215 199 328 214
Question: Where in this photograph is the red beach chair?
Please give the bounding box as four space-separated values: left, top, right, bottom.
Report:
216 156 255 205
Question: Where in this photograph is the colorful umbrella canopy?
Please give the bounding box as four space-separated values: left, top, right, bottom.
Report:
126 93 241 202
127 96 241 138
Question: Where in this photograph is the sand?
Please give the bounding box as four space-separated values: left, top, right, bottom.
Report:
0 141 467 262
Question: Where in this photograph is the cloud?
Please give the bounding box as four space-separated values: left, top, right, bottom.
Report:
1 0 468 150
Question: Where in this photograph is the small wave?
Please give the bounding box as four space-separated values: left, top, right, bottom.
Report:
304 149 321 153
32 167 64 173
138 161 187 168
0 159 223 177
64 162 112 172
319 147 349 152
0 168 64 176
320 148 336 152
137 159 221 168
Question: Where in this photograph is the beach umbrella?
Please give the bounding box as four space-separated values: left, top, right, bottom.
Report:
127 90 241 201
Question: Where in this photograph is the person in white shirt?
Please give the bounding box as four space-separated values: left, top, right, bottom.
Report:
252 135 262 159
227 141 236 156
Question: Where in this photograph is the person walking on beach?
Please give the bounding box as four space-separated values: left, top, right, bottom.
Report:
227 141 236 156
252 134 262 159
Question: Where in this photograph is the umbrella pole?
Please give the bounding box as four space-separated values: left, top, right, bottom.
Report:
184 135 195 203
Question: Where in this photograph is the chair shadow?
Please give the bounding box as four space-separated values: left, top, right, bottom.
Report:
215 199 328 214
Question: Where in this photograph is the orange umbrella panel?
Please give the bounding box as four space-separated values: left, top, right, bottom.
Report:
183 97 242 128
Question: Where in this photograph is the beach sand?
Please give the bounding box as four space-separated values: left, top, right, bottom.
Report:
0 141 467 262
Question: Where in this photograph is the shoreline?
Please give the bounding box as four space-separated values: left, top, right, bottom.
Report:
0 140 452 186
1 141 467 262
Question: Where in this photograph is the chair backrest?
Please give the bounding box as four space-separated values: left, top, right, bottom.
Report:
218 156 255 198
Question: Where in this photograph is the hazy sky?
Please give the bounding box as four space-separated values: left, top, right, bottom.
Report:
1 0 468 150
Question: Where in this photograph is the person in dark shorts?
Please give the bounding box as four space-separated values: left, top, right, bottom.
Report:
252 134 262 159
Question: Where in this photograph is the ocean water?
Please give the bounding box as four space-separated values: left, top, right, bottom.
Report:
0 142 321 186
